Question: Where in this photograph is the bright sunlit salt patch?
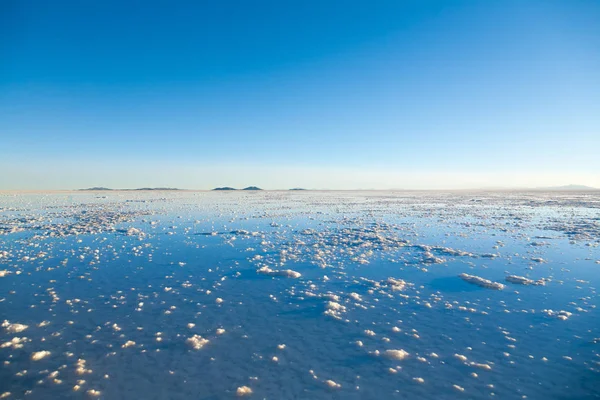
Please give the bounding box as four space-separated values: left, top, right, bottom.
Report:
87 389 101 397
126 227 144 236
454 354 468 362
2 321 28 333
413 377 425 383
506 275 546 286
216 328 226 335
384 349 409 360
327 301 346 311
257 266 301 278
1 337 29 349
469 362 492 370
386 277 407 291
349 292 362 301
325 380 341 389
453 384 465 392
236 386 252 396
75 359 92 375
0 270 10 277
215 298 223 304
422 251 445 264
31 351 51 361
543 309 573 320
186 335 209 350
122 340 136 348
459 273 504 290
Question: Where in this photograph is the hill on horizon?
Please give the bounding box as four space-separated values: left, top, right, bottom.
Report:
533 184 598 191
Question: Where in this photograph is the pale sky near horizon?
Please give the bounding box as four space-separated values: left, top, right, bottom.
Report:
1 0 599 190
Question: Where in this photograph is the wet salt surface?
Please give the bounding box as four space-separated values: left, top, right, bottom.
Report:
1 190 599 399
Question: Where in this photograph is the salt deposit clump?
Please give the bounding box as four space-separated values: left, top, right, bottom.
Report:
324 301 347 319
31 350 51 361
325 380 341 389
1 337 29 349
543 310 573 321
505 275 546 286
349 292 362 301
126 227 144 236
2 321 28 333
459 273 505 290
385 349 409 360
236 386 252 396
186 335 209 350
469 362 492 370
257 266 301 278
386 277 408 291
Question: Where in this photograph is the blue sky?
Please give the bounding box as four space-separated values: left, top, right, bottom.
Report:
1 0 599 189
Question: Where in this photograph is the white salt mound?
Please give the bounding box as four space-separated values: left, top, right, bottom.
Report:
186 335 209 350
1 337 29 349
31 350 51 361
236 386 252 396
469 362 492 370
453 384 465 392
459 273 504 290
385 349 409 360
2 321 28 333
505 275 545 286
543 309 573 320
325 380 341 388
257 266 301 278
386 277 407 291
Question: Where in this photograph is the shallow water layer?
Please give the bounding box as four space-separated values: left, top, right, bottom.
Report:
1 191 599 399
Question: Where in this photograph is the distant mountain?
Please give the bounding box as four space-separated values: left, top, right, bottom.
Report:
134 187 181 191
289 188 307 190
212 187 237 191
243 186 262 190
534 184 598 191
80 187 113 191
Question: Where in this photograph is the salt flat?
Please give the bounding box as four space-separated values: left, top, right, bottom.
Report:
0 190 599 399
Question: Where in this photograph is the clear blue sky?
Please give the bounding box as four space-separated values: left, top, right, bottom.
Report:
1 0 599 189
